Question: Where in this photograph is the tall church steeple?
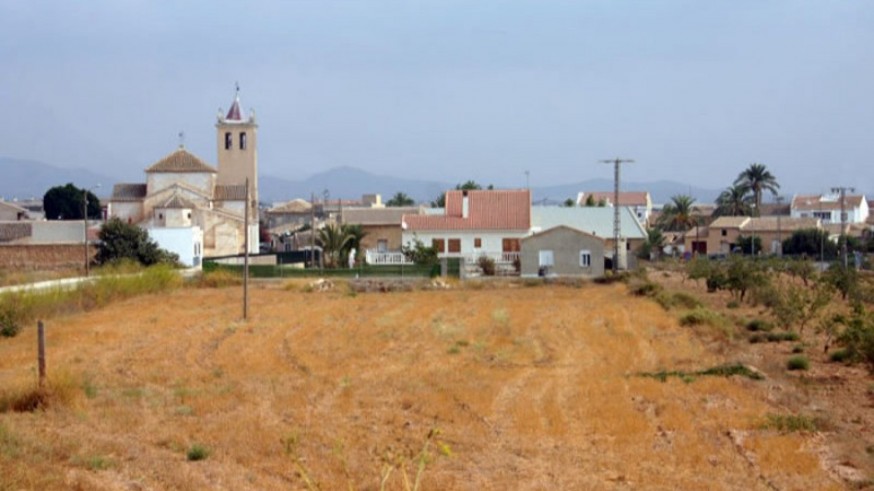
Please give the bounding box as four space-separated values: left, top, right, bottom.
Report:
216 84 258 224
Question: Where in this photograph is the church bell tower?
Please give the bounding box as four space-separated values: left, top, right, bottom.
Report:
216 85 258 222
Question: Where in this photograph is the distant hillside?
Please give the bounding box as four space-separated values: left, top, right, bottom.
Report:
260 166 722 205
0 157 117 201
1 157 722 207
259 166 452 205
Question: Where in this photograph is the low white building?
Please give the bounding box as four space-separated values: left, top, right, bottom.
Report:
147 225 204 268
791 193 869 224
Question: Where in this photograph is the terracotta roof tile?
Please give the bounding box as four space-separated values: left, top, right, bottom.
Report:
404 189 530 231
709 216 751 228
110 183 147 201
145 148 216 174
792 194 865 211
267 199 312 214
743 217 820 232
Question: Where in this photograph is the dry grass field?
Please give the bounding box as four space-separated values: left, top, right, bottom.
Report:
0 278 862 490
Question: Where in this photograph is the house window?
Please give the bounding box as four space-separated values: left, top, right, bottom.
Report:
158 213 163 220
502 238 520 252
377 239 388 253
813 211 831 222
225 132 232 150
432 239 445 253
448 239 461 253
721 229 727 236
188 212 192 219
474 238 482 248
539 250 554 267
240 132 247 150
580 250 592 267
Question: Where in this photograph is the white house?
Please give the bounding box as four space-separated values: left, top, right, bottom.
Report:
791 193 869 224
402 189 531 267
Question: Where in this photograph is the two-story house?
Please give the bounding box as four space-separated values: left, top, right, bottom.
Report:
402 189 531 267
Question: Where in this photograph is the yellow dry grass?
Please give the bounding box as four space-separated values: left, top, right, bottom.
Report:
0 281 844 490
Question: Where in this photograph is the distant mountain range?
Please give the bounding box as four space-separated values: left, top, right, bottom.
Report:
1 157 723 206
258 166 722 205
0 157 116 201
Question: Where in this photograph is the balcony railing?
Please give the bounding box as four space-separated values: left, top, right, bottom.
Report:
365 250 414 265
364 250 520 266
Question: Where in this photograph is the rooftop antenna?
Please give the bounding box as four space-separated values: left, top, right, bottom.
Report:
599 157 635 273
178 131 185 148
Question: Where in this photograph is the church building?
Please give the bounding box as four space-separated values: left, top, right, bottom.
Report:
107 88 259 264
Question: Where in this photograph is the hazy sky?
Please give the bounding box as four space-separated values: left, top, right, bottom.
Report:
2 1 872 195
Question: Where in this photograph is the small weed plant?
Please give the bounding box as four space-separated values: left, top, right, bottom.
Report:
762 413 818 433
187 444 210 461
786 355 810 371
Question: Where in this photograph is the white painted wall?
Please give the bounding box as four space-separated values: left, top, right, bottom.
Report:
108 202 144 223
402 230 528 256
147 226 204 268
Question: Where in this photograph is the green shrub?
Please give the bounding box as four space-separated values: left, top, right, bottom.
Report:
671 292 702 309
186 444 210 461
726 300 740 309
765 331 799 342
762 413 818 432
829 349 851 363
786 355 810 371
630 281 662 297
746 319 774 332
0 304 23 338
791 344 805 354
679 308 723 327
477 256 496 276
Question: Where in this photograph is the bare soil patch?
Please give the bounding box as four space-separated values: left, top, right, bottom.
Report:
0 279 856 490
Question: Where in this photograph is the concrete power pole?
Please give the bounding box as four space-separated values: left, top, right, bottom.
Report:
599 158 634 273
831 186 854 270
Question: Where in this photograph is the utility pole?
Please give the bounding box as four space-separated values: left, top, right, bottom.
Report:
243 178 250 320
831 186 854 270
310 192 316 269
524 170 530 190
599 158 634 273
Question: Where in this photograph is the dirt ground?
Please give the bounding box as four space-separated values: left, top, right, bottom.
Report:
0 278 868 490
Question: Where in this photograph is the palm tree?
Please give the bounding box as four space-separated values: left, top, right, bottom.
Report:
343 224 367 265
734 163 779 216
714 184 753 217
642 228 667 260
317 223 353 268
657 194 699 232
386 192 415 207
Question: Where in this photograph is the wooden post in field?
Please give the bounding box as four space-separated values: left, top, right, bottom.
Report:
37 320 46 389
